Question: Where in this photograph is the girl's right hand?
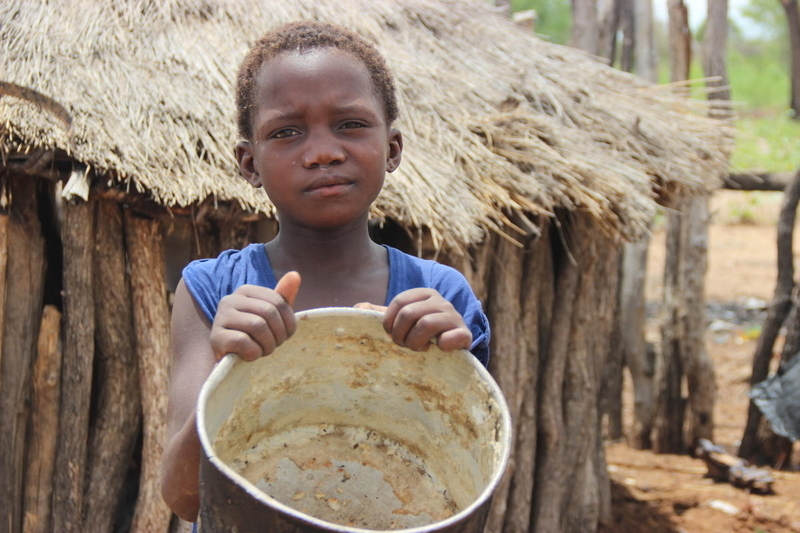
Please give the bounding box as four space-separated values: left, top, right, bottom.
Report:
209 271 301 361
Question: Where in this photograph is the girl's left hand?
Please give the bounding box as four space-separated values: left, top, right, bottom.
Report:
357 289 471 352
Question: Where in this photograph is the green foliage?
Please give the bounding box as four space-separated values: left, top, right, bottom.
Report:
510 0 571 44
728 48 789 111
740 0 788 40
730 112 800 172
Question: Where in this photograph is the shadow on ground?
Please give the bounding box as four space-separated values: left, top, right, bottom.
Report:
597 481 682 533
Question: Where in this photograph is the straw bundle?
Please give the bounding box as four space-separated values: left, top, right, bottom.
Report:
0 0 732 250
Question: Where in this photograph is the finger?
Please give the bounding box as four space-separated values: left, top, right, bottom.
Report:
210 325 270 362
436 328 473 352
214 287 295 357
275 271 301 307
222 298 287 351
383 288 434 335
353 302 388 313
236 279 298 338
399 312 459 351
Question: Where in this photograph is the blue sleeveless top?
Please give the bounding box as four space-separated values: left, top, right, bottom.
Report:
182 244 490 366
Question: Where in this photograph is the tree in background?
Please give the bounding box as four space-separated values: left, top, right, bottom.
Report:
778 0 800 117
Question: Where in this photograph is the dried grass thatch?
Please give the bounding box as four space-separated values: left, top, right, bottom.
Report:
0 0 733 250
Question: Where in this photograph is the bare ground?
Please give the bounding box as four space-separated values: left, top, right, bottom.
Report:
602 191 800 533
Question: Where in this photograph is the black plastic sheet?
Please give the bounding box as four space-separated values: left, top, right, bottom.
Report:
750 352 800 442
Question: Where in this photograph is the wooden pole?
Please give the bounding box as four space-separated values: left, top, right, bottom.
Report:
83 199 142 532
617 238 656 449
0 177 46 533
724 171 796 191
22 305 62 533
532 216 582 532
740 169 800 463
655 203 687 453
0 207 8 374
52 198 96 532
504 226 551 533
485 235 526 533
125 210 173 533
560 218 613 532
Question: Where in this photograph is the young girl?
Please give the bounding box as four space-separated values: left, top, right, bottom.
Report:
160 21 490 522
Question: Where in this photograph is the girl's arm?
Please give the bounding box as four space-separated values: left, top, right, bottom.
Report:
161 279 217 521
161 273 301 521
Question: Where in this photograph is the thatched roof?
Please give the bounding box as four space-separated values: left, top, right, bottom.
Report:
0 0 732 250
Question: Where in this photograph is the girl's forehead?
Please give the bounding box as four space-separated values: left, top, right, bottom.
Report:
252 48 385 121
257 48 371 92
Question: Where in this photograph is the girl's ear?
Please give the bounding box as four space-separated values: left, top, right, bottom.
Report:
385 128 403 173
236 141 262 188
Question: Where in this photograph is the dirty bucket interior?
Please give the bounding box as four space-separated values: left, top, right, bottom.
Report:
198 308 511 532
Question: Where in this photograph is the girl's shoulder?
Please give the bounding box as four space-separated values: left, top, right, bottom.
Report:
182 244 276 322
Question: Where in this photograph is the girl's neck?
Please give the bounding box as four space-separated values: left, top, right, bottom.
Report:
265 219 383 278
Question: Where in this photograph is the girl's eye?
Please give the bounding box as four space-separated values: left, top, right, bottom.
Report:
340 121 366 130
271 128 298 139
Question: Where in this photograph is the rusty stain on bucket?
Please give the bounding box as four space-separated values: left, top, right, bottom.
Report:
197 308 511 533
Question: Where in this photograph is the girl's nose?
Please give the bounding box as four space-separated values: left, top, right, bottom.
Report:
302 130 346 168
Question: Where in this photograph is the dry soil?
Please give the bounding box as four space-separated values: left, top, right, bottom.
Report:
601 191 800 533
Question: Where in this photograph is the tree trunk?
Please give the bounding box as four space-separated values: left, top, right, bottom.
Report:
740 168 800 464
656 194 714 453
620 239 656 448
680 196 715 448
22 306 62 533
617 0 636 72
125 211 173 533
0 178 47 533
571 0 600 55
654 0 713 455
83 199 142 532
779 0 800 118
635 0 657 81
668 0 692 84
598 0 618 63
704 0 732 118
52 198 96 533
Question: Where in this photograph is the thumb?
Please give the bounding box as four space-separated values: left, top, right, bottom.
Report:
275 271 301 306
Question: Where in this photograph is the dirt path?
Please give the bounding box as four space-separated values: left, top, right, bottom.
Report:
602 191 800 533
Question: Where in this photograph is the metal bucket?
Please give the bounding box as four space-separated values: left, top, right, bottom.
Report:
196 308 511 533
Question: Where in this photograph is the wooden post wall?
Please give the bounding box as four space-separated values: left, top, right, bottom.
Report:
52 198 96 532
485 235 526 533
0 177 46 533
84 199 142 532
504 225 551 533
474 214 618 532
0 203 7 375
125 210 173 533
22 305 62 533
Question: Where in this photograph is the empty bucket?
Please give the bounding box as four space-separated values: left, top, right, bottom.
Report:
197 308 511 533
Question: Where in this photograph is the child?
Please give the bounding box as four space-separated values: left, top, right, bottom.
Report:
160 21 490 522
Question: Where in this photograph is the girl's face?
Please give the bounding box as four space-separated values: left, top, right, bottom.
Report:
236 48 402 232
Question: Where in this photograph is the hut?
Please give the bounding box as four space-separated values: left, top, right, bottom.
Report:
0 0 732 532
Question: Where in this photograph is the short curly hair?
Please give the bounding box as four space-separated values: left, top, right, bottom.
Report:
235 21 399 140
